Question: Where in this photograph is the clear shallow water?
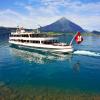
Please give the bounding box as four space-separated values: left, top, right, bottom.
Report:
0 35 100 99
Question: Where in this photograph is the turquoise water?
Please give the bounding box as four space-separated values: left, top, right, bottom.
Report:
0 35 100 99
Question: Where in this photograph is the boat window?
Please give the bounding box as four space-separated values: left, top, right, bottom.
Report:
10 39 41 44
30 40 40 43
41 40 58 44
10 34 21 37
30 34 37 37
30 34 47 37
27 40 29 42
22 34 29 37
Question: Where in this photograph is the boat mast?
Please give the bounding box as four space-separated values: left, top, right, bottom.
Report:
69 32 78 45
37 25 41 33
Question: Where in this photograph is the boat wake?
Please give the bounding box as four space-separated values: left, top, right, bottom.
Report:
73 50 100 57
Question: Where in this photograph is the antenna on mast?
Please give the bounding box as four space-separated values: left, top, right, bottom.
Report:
37 25 41 33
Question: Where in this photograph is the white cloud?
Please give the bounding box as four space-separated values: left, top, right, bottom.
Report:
0 9 34 28
0 9 60 29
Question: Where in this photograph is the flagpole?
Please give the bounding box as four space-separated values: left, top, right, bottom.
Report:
69 32 78 45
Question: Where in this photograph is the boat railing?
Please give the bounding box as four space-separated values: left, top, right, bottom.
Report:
53 43 67 46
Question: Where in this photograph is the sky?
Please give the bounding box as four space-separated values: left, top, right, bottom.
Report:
0 0 100 31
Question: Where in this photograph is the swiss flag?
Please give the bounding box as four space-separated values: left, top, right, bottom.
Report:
75 32 83 44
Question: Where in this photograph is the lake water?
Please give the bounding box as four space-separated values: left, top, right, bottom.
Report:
0 34 100 100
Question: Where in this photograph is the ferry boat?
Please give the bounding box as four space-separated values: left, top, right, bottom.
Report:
9 27 82 53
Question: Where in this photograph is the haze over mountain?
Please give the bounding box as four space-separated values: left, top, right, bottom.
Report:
40 17 85 33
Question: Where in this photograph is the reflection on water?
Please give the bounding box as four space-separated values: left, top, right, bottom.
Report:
73 61 80 72
10 46 72 64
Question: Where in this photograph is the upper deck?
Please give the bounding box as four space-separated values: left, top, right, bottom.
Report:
11 27 59 36
10 28 58 41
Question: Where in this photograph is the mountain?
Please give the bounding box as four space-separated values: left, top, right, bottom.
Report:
40 17 85 33
0 27 11 35
92 30 100 35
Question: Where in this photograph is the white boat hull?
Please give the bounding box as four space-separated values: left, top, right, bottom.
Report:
9 41 73 53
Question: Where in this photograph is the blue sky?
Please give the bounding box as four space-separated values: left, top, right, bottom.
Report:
0 0 100 31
